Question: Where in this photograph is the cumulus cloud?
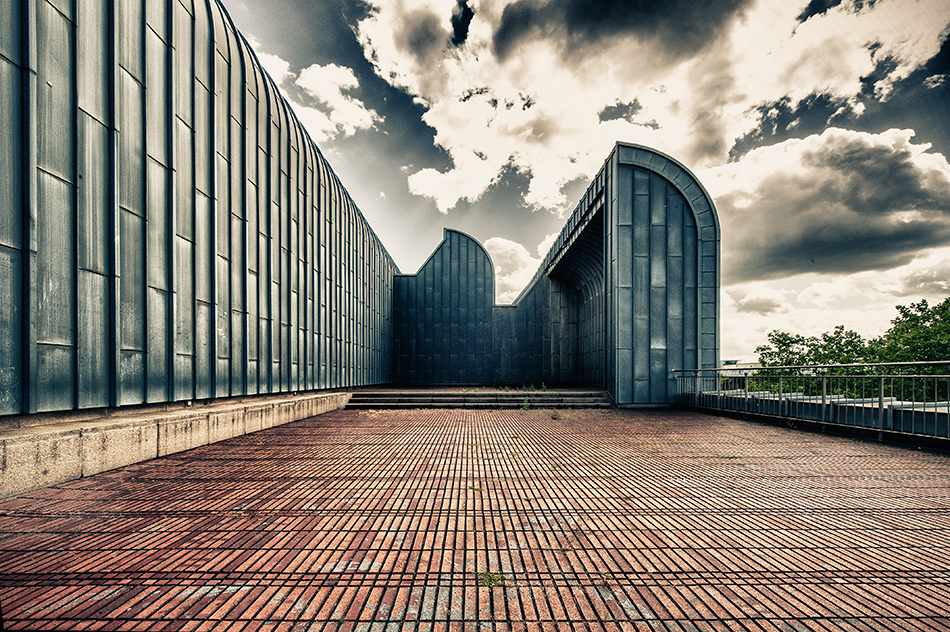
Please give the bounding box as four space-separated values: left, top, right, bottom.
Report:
296 64 381 137
797 282 855 309
245 40 380 144
357 0 948 215
703 128 950 283
730 287 790 315
484 237 541 303
798 247 950 302
536 232 558 258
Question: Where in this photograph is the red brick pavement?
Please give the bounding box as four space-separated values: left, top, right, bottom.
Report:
2 407 950 630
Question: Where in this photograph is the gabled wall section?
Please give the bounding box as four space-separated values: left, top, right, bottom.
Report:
393 229 494 384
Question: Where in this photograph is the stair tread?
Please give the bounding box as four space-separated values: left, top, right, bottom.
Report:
346 390 611 410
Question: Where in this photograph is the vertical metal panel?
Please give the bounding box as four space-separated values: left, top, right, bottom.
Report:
146 159 168 290
194 192 211 302
77 0 108 123
36 0 73 181
117 0 143 81
21 0 39 415
174 234 193 398
0 0 22 65
195 301 211 398
145 0 167 45
0 60 21 250
36 172 75 411
172 0 191 127
145 28 168 165
194 85 210 195
77 112 109 274
119 209 145 350
117 68 144 214
0 247 23 414
216 254 229 394
146 286 168 401
193 0 209 90
667 187 685 384
174 118 193 241
195 189 212 398
0 0 23 418
36 173 74 346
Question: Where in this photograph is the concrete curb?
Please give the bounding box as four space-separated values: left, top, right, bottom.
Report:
0 391 350 499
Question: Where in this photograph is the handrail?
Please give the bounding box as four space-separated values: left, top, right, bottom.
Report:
673 360 950 373
672 362 950 441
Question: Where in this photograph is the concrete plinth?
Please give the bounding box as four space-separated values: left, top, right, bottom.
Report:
0 391 350 499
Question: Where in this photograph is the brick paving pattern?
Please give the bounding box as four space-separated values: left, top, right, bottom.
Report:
2 408 950 630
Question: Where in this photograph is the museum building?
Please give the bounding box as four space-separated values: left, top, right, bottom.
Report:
0 0 720 418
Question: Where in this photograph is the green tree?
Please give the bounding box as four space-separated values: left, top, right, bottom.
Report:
755 330 815 367
755 325 867 368
866 297 950 363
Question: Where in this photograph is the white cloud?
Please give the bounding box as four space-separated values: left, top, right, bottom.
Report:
356 0 949 214
797 282 854 309
536 232 558 258
245 39 380 144
296 64 381 137
248 36 293 86
721 245 950 362
483 237 540 303
730 286 790 315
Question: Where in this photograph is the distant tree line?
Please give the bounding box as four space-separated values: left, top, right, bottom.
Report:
755 296 950 368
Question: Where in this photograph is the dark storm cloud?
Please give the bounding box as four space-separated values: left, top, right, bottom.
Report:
802 139 948 215
451 0 476 46
729 94 851 161
796 0 877 23
492 0 752 63
724 133 950 284
731 32 950 163
598 99 642 123
796 0 844 23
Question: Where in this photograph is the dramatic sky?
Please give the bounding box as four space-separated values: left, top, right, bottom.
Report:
224 0 950 362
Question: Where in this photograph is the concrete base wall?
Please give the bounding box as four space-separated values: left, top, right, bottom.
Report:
0 392 350 499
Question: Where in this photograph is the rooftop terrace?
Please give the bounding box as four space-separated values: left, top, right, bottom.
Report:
2 406 950 630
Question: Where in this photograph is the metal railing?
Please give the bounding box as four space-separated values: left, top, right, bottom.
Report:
673 362 950 439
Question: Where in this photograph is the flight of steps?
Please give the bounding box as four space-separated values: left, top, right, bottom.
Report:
345 390 613 410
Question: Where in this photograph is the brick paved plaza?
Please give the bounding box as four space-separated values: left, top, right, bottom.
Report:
2 407 950 630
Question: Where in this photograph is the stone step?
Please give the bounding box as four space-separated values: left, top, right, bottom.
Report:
345 390 613 409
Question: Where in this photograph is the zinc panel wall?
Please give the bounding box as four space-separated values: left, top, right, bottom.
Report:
393 230 493 384
607 156 717 404
0 7 21 413
2 0 397 417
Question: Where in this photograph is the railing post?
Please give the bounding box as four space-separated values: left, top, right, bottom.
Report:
878 375 885 440
744 372 750 412
778 376 783 417
821 375 827 422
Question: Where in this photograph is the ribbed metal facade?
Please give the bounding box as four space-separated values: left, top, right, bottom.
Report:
1 1 718 414
0 0 397 416
394 143 720 404
393 229 494 384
